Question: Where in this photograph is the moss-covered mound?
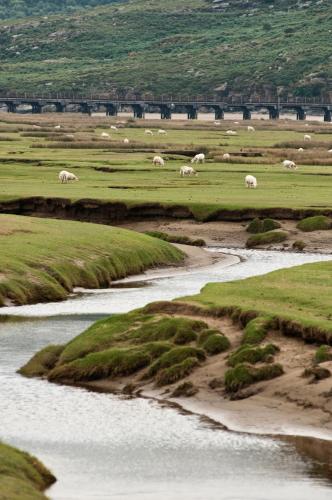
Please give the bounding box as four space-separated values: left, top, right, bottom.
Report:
145 231 206 247
246 218 281 234
21 313 229 387
314 345 332 364
224 363 284 393
228 344 279 367
296 216 332 232
246 230 288 248
242 317 271 345
0 441 56 500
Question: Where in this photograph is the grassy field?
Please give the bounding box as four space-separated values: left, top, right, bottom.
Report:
0 114 331 220
0 214 183 305
0 441 55 499
0 0 330 97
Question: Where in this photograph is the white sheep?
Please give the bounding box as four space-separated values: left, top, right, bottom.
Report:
214 121 221 126
297 148 304 152
145 129 153 136
247 126 255 132
158 129 167 135
283 160 297 170
58 170 79 183
222 153 231 160
191 153 205 164
101 132 110 138
245 175 257 188
153 155 165 167
304 134 311 141
123 138 129 144
54 125 61 129
226 130 237 135
234 121 239 125
66 134 74 139
180 165 197 177
111 125 118 132
328 149 332 153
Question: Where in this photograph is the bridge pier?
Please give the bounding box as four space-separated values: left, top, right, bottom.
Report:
186 105 197 120
296 107 306 120
31 102 42 114
324 109 332 122
160 105 172 120
55 102 66 113
132 104 145 119
268 107 279 120
7 102 17 113
242 107 252 120
80 103 92 115
213 106 224 120
105 103 118 117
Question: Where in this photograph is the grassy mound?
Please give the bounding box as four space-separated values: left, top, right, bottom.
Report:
224 363 284 393
228 344 279 367
246 230 288 248
314 345 332 364
145 231 205 247
296 216 332 232
0 215 184 307
171 381 198 398
0 441 55 500
242 317 270 345
246 218 281 234
22 313 229 387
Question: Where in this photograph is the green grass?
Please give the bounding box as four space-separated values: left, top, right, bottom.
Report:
228 344 279 367
144 231 205 247
296 215 332 232
246 230 288 248
201 332 230 355
0 0 330 97
242 317 270 345
0 441 55 500
224 363 284 393
314 345 332 364
246 218 281 234
0 214 184 306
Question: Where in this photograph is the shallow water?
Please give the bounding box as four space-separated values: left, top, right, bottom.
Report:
1 248 332 499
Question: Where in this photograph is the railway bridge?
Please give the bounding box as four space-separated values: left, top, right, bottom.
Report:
0 94 331 121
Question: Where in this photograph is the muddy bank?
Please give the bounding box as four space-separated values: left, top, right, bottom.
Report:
1 196 332 225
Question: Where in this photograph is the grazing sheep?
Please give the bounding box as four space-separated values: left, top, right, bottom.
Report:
145 129 153 136
298 148 304 152
234 121 239 125
32 125 41 129
111 125 118 131
283 160 297 170
59 170 78 183
226 130 237 135
123 138 129 144
153 155 165 167
54 125 61 130
180 165 197 177
158 129 167 135
101 132 110 138
214 121 221 126
222 153 231 160
304 134 312 141
247 126 255 132
328 149 332 153
245 175 257 188
191 153 205 164
66 134 74 139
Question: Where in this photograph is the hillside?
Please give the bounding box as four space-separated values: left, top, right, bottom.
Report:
0 0 331 98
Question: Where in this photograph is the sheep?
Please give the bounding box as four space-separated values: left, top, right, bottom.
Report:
214 121 221 126
123 138 129 144
101 132 110 138
180 165 197 177
158 129 167 135
111 125 118 132
245 175 257 188
191 153 205 164
153 155 165 167
297 148 304 152
328 149 332 153
145 129 153 136
304 134 312 141
59 170 79 183
226 130 237 135
222 153 231 160
66 134 74 139
32 125 41 129
247 125 255 132
234 121 239 125
283 160 297 170
54 125 61 130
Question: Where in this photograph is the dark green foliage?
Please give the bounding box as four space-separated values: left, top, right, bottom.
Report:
155 357 199 387
246 230 288 248
202 333 230 356
242 317 270 345
292 240 306 251
262 218 281 232
145 231 206 247
224 363 284 393
18 344 64 378
314 345 332 364
171 381 198 397
147 346 206 378
228 344 279 367
246 218 280 234
129 316 207 344
296 216 332 232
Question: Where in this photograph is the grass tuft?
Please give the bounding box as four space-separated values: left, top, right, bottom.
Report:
246 230 288 248
224 363 284 393
296 216 332 232
228 344 279 367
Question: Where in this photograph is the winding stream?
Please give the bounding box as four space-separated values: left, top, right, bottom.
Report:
1 248 332 500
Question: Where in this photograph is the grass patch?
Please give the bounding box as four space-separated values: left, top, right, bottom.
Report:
145 231 205 247
201 332 230 355
246 218 281 234
246 230 288 248
155 357 199 387
147 346 206 378
224 363 284 393
19 345 64 377
296 216 332 232
314 345 332 364
0 441 55 500
228 344 279 367
242 317 270 345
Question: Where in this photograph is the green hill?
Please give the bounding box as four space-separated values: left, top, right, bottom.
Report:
0 0 331 98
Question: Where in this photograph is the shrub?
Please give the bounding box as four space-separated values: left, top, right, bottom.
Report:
145 231 206 247
171 381 198 397
303 366 331 381
155 357 199 386
296 216 332 232
202 333 230 355
224 363 284 393
147 346 206 378
292 240 306 251
246 218 281 234
314 345 332 364
18 345 64 377
246 231 288 248
242 317 270 345
262 218 281 232
228 344 279 367
173 329 197 345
